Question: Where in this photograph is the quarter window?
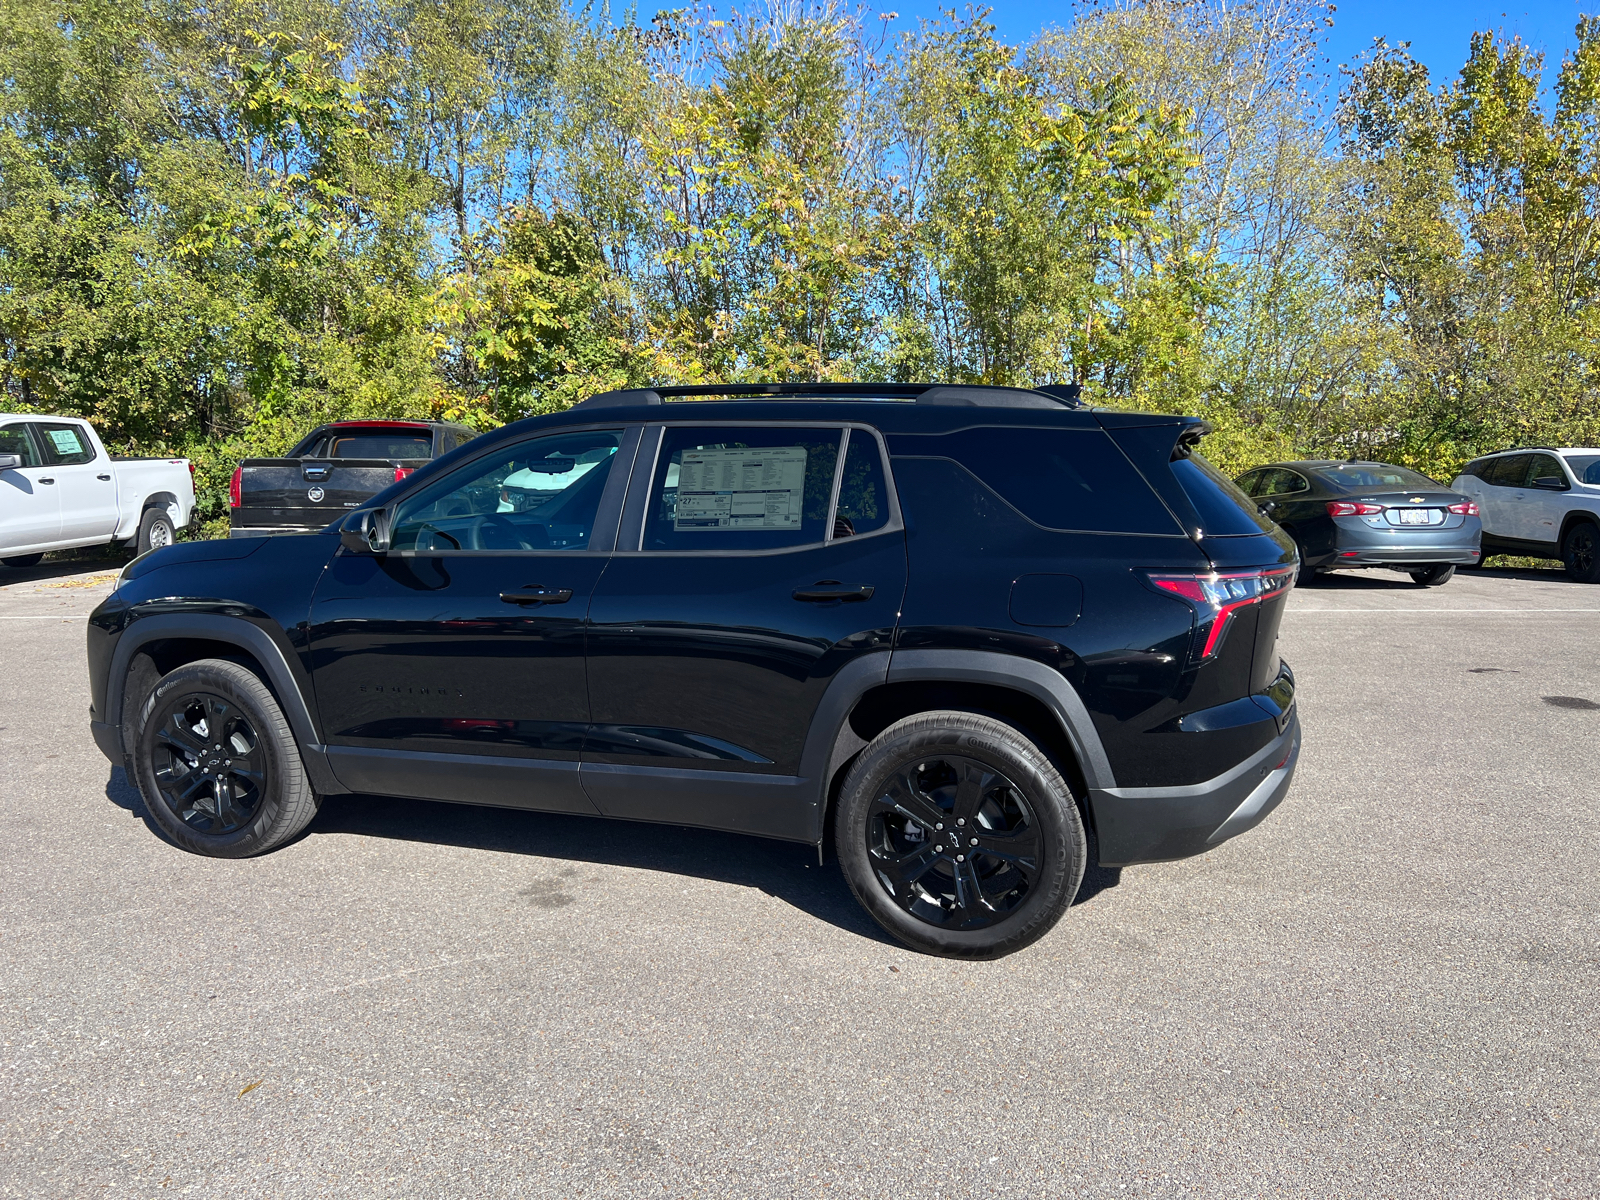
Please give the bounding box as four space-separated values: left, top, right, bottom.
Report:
389 429 621 552
1485 455 1529 487
644 426 845 551
834 430 891 538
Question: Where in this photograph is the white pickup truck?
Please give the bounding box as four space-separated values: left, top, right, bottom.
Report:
0 414 196 568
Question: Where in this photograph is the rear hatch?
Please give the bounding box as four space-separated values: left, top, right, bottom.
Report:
1097 412 1296 702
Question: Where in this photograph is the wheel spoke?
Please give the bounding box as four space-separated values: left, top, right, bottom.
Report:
159 716 208 757
874 775 948 834
952 858 995 915
951 762 989 823
211 777 246 830
973 826 1041 874
870 842 943 902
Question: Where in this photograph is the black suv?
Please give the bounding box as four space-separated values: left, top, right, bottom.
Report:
87 384 1301 958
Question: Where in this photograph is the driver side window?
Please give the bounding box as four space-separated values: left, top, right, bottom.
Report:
389 429 621 552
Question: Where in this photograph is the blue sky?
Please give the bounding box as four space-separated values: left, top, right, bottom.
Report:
881 1 1592 89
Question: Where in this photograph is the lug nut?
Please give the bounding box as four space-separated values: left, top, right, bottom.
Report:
956 818 965 826
935 822 943 831
934 845 943 853
970 837 978 846
956 854 965 862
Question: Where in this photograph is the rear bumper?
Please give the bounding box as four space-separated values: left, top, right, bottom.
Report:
1088 711 1301 866
1310 518 1482 568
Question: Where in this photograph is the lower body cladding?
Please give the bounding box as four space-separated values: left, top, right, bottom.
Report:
1088 712 1301 866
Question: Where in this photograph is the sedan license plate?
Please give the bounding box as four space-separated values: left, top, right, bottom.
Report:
1395 507 1435 525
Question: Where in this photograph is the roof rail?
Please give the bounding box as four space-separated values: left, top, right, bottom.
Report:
573 382 1082 411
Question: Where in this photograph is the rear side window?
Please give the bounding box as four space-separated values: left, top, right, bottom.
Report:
645 426 845 551
1484 455 1528 487
34 422 96 466
327 431 434 459
1170 455 1276 535
0 424 42 468
835 430 890 537
889 426 1178 534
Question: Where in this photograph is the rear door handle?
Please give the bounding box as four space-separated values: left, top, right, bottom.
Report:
38 477 54 484
793 582 875 602
500 587 573 605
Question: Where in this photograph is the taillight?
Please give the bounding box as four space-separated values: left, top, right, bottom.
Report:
394 466 413 482
1145 566 1295 663
187 461 196 478
1448 501 1479 515
228 466 242 508
1327 500 1384 516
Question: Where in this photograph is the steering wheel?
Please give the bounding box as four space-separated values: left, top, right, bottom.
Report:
468 513 536 551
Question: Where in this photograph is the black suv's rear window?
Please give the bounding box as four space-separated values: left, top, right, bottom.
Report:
328 431 433 459
888 426 1178 534
1170 454 1277 536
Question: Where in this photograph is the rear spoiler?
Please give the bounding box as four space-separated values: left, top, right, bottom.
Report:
1093 411 1212 540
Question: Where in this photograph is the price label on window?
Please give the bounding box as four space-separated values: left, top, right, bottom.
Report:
674 446 807 531
48 428 84 455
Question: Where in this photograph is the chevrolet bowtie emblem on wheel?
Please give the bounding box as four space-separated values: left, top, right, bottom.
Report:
307 486 325 503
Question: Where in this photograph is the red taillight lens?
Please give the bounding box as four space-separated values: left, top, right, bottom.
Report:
1448 501 1480 516
394 466 413 482
1327 500 1384 517
1145 566 1296 662
187 461 196 478
228 466 242 508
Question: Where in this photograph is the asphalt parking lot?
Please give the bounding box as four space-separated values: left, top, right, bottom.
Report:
2 558 1597 1198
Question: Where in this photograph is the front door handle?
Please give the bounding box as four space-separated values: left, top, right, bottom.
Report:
793 581 875 603
97 473 112 481
500 587 574 606
38 477 55 484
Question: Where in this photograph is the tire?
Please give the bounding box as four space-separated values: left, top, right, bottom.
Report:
1563 521 1600 583
131 659 320 857
136 506 176 555
834 711 1086 960
1409 563 1456 587
1 553 44 568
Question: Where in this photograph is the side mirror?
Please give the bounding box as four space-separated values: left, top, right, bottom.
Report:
1531 475 1568 491
0 454 21 471
340 508 392 554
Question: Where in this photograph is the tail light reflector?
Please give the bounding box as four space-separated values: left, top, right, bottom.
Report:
394 466 414 482
1447 501 1479 515
1145 566 1295 663
1327 500 1384 516
228 466 242 508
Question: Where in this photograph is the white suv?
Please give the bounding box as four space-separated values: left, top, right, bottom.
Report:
1451 448 1600 582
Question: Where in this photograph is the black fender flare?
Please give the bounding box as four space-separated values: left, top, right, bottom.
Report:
1559 510 1600 545
795 648 1115 845
103 612 346 795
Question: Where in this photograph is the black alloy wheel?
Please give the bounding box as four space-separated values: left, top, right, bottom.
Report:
150 692 266 835
867 755 1041 930
132 659 320 857
1563 522 1600 583
836 711 1085 959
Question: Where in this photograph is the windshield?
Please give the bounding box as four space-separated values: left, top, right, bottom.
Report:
1315 463 1441 491
1561 453 1600 485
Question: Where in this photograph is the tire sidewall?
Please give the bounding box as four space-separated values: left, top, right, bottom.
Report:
1563 522 1600 583
133 662 299 857
836 714 1083 959
138 509 175 555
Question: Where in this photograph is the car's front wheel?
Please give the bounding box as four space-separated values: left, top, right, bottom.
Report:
1409 563 1456 586
1562 522 1600 583
834 711 1086 959
131 659 321 857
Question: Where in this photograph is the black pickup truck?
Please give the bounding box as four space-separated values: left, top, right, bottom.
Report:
229 420 478 538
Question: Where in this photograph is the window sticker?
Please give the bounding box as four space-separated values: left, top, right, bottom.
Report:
673 446 807 531
48 428 84 455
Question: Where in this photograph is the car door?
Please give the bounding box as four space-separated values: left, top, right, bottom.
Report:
1512 452 1569 547
31 420 119 541
0 423 60 552
1477 454 1528 539
306 424 637 814
583 423 906 838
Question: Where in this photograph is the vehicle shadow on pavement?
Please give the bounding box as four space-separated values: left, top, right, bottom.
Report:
309 792 902 945
0 552 131 586
1307 564 1564 588
104 765 183 850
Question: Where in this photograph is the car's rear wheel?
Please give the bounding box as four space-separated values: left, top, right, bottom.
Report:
131 659 320 857
1409 563 1456 586
1562 522 1600 583
834 711 1085 959
136 507 176 555
1 553 44 568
